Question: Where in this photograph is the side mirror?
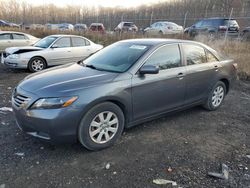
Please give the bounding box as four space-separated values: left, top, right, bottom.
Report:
51 44 59 49
139 65 159 75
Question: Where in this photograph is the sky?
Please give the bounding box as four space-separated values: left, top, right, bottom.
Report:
24 0 165 8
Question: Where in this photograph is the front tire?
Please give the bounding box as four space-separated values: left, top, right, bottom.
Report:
78 102 125 151
28 57 46 72
203 81 226 111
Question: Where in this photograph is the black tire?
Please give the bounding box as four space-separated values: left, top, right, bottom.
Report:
78 102 125 151
203 81 226 111
28 57 46 72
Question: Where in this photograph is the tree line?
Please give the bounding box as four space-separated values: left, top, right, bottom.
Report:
0 0 250 30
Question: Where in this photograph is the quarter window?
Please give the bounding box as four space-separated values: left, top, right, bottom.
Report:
0 34 11 40
145 44 181 70
206 50 218 62
54 37 71 48
182 44 207 65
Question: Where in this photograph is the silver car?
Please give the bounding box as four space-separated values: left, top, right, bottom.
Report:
0 31 39 53
144 21 184 35
3 35 103 72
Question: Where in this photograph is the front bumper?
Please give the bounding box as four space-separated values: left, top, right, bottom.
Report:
3 57 29 69
12 87 82 143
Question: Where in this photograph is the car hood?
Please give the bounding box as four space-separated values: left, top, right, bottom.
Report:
5 46 43 54
18 63 119 96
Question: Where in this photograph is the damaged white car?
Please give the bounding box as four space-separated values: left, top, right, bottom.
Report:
2 35 103 72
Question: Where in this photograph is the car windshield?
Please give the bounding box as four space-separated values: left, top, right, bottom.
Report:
83 42 151 73
224 20 238 26
34 36 58 48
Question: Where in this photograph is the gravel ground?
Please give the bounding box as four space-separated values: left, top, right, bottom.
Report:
0 64 250 188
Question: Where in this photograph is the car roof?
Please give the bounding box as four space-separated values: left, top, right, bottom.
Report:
118 38 205 47
0 31 28 35
204 17 236 20
48 34 85 38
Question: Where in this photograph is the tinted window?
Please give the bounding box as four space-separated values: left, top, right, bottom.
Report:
183 44 207 65
72 37 86 47
124 23 133 27
206 50 218 62
145 44 181 70
0 34 11 40
54 37 71 48
195 21 203 27
12 34 26 40
84 43 151 73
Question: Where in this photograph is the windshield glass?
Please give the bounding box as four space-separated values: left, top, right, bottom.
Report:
34 36 58 48
84 42 151 73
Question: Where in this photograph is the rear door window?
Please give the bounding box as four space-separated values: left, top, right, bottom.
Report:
0 33 11 40
12 33 27 40
182 44 207 65
145 44 181 70
72 37 86 47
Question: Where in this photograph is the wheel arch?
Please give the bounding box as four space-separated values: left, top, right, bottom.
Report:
28 56 47 67
219 78 230 94
78 96 131 130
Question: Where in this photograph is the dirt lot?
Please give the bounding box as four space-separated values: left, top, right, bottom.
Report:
0 64 250 188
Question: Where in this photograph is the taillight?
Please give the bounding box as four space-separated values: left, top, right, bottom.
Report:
233 63 238 70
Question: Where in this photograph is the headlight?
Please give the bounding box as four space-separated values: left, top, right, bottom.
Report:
30 96 78 109
9 54 20 59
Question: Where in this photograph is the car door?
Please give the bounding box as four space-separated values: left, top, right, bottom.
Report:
0 33 12 52
132 44 186 121
190 21 203 36
182 43 220 104
46 37 73 65
12 33 31 47
71 37 93 62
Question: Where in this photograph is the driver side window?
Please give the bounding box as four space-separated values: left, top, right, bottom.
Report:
144 44 181 70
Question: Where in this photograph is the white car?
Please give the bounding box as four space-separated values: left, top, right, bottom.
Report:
144 21 184 35
3 35 103 72
0 31 39 53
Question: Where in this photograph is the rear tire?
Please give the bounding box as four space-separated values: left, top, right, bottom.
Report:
78 102 125 151
28 57 46 72
203 81 226 111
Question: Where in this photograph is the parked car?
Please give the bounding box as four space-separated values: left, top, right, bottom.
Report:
144 21 183 35
89 23 105 34
187 17 240 39
241 26 250 40
12 39 237 151
0 20 19 28
114 22 138 33
74 24 88 32
3 35 103 72
58 23 74 31
0 31 39 53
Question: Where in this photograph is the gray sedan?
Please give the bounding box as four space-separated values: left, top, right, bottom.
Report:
12 39 237 150
3 35 103 72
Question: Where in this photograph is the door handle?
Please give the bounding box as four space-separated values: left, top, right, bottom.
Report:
214 65 219 71
67 50 71 52
177 72 185 79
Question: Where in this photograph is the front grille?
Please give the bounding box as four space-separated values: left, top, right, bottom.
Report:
13 94 31 108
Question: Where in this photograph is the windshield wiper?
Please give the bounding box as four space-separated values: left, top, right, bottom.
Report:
85 64 97 70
